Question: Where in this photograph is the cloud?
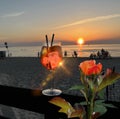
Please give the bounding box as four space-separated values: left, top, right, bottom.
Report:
54 14 120 29
1 11 25 18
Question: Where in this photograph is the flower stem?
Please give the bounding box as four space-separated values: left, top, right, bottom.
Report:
87 91 95 119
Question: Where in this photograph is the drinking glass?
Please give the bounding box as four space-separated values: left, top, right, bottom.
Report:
40 35 63 96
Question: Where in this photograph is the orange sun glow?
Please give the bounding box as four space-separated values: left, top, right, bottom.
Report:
77 38 84 45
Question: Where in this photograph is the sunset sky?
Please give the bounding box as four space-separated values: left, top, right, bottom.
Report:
0 0 120 45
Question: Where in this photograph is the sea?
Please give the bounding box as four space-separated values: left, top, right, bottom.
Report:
1 44 120 57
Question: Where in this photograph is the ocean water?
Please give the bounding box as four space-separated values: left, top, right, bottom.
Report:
1 44 120 57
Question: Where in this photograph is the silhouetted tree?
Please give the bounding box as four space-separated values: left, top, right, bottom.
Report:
4 42 8 48
4 42 9 57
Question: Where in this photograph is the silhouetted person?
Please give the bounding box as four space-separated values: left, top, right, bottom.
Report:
73 51 78 57
38 52 40 58
64 51 67 57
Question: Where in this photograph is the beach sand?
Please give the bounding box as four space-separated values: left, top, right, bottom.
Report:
0 57 120 119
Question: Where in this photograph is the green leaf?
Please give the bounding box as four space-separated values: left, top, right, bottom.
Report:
97 73 120 91
95 99 105 104
94 104 107 116
49 97 86 118
102 103 117 108
75 101 87 106
97 89 106 99
69 85 84 91
87 79 94 91
97 75 103 86
95 100 117 109
49 97 75 117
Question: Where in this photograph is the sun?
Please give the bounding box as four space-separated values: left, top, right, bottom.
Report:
77 38 84 45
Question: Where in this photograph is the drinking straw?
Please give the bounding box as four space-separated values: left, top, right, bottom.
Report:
51 34 54 46
45 35 49 49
